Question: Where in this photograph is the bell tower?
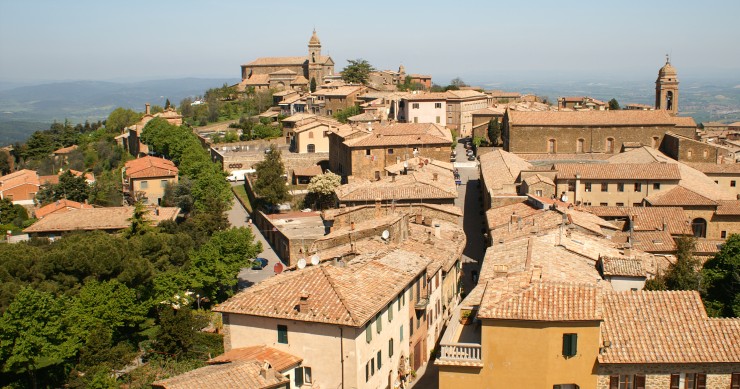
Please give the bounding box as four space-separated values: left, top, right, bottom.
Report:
655 55 679 116
308 29 322 85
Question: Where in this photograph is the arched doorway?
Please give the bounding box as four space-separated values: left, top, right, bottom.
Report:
691 218 707 238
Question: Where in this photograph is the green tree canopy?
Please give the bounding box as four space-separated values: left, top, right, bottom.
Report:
310 77 317 93
333 105 361 124
487 119 501 146
253 145 289 207
105 107 142 134
702 234 740 317
341 59 375 85
646 236 701 291
608 98 621 110
305 171 340 210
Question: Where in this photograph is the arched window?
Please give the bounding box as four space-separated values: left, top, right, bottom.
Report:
307 144 315 153
652 136 660 148
666 91 674 111
606 138 615 153
548 139 556 154
703 150 708 159
691 218 707 238
577 139 584 153
687 149 693 159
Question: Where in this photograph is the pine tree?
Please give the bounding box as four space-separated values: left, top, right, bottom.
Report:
253 145 289 208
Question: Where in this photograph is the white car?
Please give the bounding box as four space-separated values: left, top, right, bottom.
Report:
226 169 255 182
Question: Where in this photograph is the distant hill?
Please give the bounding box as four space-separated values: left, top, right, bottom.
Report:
0 78 238 145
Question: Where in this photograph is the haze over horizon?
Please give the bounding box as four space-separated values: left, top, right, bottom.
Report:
1 0 739 86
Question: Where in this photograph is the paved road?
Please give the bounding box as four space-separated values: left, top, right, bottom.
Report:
412 140 486 389
227 182 283 289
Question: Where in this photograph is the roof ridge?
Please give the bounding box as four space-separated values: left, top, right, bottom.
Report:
319 265 358 326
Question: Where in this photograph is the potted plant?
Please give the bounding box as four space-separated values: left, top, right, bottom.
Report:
459 309 473 325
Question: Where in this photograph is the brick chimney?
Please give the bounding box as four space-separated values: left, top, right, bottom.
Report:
298 293 309 312
433 173 438 181
145 103 151 115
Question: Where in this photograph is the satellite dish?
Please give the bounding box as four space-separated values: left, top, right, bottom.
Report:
310 254 320 266
381 230 390 240
297 258 307 269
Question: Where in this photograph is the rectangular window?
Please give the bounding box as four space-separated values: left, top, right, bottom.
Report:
436 116 440 124
617 183 624 192
160 179 168 188
600 202 608 206
389 304 394 322
670 374 680 389
634 183 642 192
388 148 394 154
365 361 370 382
366 149 371 156
304 367 312 384
402 289 406 305
295 367 304 386
277 325 288 344
400 325 404 341
397 296 401 311
732 180 737 187
389 339 394 357
377 313 382 333
308 131 314 138
410 318 414 336
435 102 442 109
584 182 592 192
609 375 645 389
653 182 661 190
601 182 608 192
140 180 148 189
366 323 372 343
568 181 575 192
377 350 382 369
633 203 642 207
413 117 418 123
616 202 624 207
562 333 577 357
371 357 375 375
412 103 419 109
731 373 740 389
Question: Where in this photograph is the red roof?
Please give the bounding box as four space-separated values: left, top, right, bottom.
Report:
124 156 178 179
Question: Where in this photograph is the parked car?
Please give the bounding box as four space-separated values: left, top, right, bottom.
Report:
251 257 268 270
450 153 457 162
226 169 256 182
468 154 476 161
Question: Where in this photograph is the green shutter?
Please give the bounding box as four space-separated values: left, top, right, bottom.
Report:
377 350 382 369
377 313 383 333
389 338 394 357
562 333 577 357
366 324 372 343
400 325 404 341
570 333 578 355
389 303 394 321
278 325 288 344
295 367 304 386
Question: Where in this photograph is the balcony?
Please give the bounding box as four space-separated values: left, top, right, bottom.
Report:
435 307 483 367
414 297 429 310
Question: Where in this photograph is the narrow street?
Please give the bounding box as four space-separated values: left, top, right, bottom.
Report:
227 182 282 288
411 139 487 389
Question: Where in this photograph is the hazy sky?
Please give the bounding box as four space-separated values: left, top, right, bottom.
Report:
1 0 739 85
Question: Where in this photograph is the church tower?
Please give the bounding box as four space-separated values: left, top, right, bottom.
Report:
308 30 322 86
655 55 679 115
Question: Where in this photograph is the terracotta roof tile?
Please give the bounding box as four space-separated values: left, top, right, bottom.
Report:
554 163 681 180
600 257 646 277
53 145 78 154
209 346 302 372
715 200 740 215
585 206 692 235
685 162 740 174
479 149 533 193
694 238 725 254
24 206 179 233
336 171 457 202
620 230 677 253
479 281 603 321
292 166 322 177
599 291 740 363
341 123 452 148
0 169 40 191
645 186 717 206
124 156 178 179
35 199 93 219
152 360 288 389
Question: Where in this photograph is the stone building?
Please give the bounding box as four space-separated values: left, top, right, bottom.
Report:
328 122 453 181
123 156 178 205
502 109 696 155
445 90 488 137
660 131 734 163
397 92 447 126
307 85 366 116
655 56 679 115
238 30 335 92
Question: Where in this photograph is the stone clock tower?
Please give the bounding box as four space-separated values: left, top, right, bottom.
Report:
655 55 679 116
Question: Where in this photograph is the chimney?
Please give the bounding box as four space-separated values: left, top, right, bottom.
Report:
298 292 309 312
351 221 355 230
624 244 632 257
260 362 270 378
662 218 668 231
434 223 441 239
433 173 438 181
392 174 396 182
145 103 151 115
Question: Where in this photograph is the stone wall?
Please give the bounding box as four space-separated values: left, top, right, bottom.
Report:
660 132 734 163
504 124 696 154
595 363 740 389
311 214 409 252
348 144 451 181
323 203 461 227
214 144 328 178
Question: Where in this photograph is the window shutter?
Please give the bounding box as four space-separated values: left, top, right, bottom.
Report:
366 324 372 343
377 350 382 369
570 333 578 355
562 333 577 357
670 374 680 389
377 313 383 333
295 367 304 386
731 373 740 389
389 304 394 322
389 338 394 357
609 375 619 389
696 373 707 389
278 325 288 344
562 335 570 356
634 374 645 389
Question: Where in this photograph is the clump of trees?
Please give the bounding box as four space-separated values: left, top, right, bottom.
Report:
253 144 289 209
333 105 361 123
341 59 375 85
304 171 340 210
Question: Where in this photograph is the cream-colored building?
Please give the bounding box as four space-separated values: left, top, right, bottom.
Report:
281 114 346 154
398 93 447 126
123 156 179 205
445 90 488 137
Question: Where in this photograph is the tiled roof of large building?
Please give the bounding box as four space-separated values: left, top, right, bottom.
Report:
715 200 740 215
124 156 178 179
446 90 487 99
209 346 302 372
336 170 457 202
620 230 677 253
151 360 288 389
312 85 364 97
694 238 725 254
599 291 740 363
522 173 554 186
479 281 603 321
214 249 430 327
554 163 681 180
24 206 179 233
401 92 449 101
586 206 692 235
35 199 94 219
243 55 331 66
684 162 740 174
341 123 452 148
609 147 735 201
645 186 717 206
479 149 533 192
486 201 544 230
507 109 697 127
600 257 645 277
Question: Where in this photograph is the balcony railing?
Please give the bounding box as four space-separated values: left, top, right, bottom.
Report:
438 343 482 362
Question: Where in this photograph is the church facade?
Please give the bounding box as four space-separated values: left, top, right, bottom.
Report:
238 30 335 92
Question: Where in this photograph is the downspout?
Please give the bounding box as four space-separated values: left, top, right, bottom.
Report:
339 326 345 389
